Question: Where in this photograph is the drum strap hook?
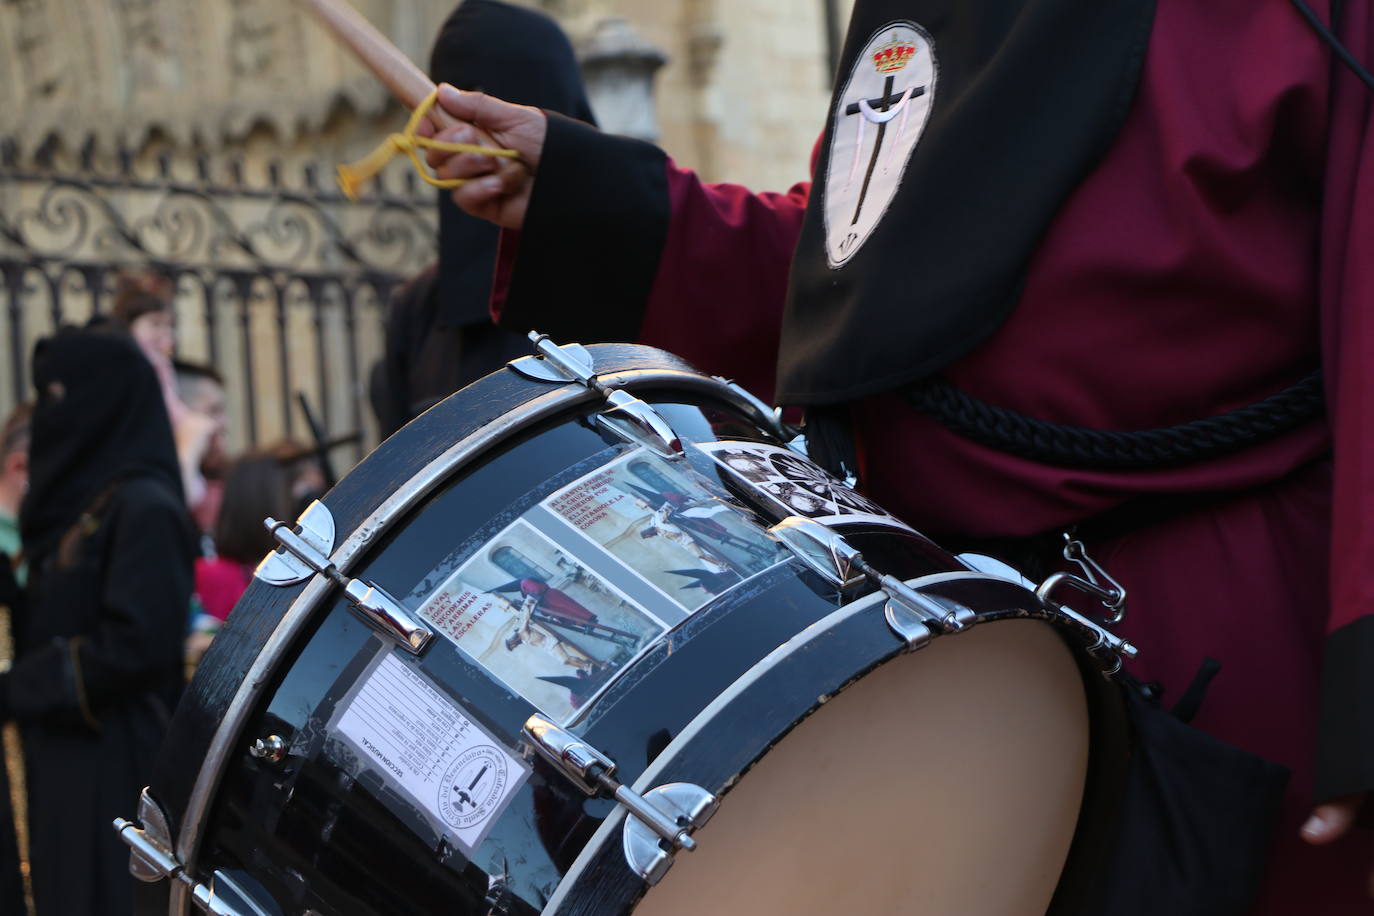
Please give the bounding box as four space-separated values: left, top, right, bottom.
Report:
1035 531 1128 629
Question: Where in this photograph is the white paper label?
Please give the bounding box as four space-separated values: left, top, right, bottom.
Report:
335 653 528 853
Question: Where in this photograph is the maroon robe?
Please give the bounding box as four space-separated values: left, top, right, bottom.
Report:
491 1 1374 910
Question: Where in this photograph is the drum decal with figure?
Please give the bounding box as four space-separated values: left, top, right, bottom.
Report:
113 338 1136 916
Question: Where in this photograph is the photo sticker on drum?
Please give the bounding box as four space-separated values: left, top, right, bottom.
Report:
416 521 666 722
543 450 787 612
333 652 529 856
697 441 916 531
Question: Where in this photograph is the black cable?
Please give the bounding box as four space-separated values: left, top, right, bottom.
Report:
1290 0 1374 91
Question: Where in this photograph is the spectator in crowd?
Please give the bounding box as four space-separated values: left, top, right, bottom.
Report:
0 405 28 916
194 448 295 625
186 441 321 671
108 271 219 519
0 404 30 580
173 360 229 539
0 327 193 916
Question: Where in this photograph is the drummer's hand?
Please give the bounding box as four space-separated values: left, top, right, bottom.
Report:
418 83 546 229
1301 792 1373 896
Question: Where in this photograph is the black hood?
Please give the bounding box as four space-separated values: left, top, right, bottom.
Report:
430 0 598 327
20 327 182 560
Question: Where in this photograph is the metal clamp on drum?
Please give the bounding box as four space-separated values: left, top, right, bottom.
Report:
114 790 255 916
1041 533 1129 626
1035 534 1138 668
523 714 719 885
260 516 434 654
767 515 977 648
254 500 336 587
508 332 685 460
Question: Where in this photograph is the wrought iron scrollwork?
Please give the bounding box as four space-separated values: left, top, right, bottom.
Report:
0 147 439 456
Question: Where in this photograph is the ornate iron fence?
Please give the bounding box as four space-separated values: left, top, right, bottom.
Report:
0 138 438 462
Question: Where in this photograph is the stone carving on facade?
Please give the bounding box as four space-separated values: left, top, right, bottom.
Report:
229 0 285 80
7 0 70 106
0 0 460 158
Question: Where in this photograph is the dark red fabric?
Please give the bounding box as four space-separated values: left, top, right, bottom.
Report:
636 175 810 405
1320 3 1374 638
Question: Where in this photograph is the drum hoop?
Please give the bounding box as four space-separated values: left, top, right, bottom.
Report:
169 364 773 914
542 571 1095 915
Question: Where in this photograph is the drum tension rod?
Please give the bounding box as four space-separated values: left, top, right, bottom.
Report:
515 332 685 460
767 516 976 648
263 518 434 654
114 789 252 916
523 714 719 884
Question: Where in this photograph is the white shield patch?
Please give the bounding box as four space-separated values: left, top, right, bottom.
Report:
824 22 937 267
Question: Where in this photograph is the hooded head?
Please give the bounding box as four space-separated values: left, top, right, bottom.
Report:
429 0 597 327
20 327 181 560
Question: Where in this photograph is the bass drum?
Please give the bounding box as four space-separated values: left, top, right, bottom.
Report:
122 342 1129 916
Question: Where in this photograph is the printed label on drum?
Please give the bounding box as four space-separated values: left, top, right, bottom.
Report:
542 449 787 613
415 520 668 723
696 441 918 532
334 652 529 855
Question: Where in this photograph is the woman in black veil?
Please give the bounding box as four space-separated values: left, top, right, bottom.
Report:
0 327 194 915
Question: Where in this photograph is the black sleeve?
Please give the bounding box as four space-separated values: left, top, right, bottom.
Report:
497 113 671 344
1313 616 1374 808
6 482 193 726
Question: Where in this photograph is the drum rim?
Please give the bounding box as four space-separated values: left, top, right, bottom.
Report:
168 361 787 915
543 571 1101 915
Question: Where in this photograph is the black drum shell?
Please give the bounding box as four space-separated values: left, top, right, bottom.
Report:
142 344 1116 916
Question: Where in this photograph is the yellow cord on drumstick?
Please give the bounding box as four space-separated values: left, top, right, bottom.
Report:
337 88 520 201
294 0 520 200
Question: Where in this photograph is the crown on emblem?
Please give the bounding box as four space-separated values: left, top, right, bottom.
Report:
871 33 917 73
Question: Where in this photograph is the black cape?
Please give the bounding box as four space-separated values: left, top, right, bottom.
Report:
4 328 193 916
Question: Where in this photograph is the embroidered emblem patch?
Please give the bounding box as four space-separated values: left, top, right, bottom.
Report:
824 21 937 267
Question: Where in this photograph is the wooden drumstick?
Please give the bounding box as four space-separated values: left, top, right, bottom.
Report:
296 0 459 130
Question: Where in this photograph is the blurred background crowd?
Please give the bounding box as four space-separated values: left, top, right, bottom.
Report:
0 3 846 911
0 1 852 912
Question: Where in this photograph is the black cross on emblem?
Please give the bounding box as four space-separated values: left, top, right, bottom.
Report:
843 74 927 225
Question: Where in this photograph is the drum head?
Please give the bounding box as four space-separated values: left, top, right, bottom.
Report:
639 619 1090 916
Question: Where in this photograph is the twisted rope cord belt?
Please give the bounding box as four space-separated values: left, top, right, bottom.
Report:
337 88 521 200
905 369 1326 469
